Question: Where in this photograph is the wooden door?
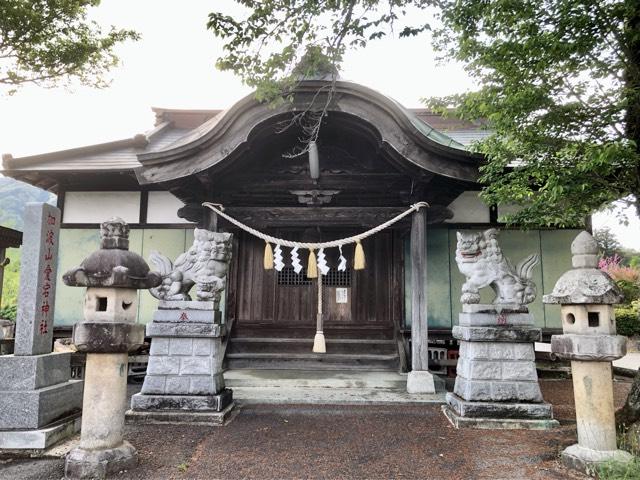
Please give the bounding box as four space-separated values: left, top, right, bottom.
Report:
233 230 397 330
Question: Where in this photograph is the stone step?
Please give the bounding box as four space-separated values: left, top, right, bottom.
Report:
225 352 399 371
232 326 394 340
230 386 445 405
224 369 407 389
228 337 397 355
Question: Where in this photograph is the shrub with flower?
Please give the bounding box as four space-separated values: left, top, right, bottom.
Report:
600 255 640 336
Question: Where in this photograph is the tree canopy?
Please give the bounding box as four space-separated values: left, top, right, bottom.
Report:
208 0 640 228
0 0 138 95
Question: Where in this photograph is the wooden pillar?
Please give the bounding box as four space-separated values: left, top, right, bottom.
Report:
0 247 5 308
410 208 429 371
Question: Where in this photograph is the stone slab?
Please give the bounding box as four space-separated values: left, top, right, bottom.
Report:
152 309 222 324
0 352 71 391
0 380 83 429
453 325 541 343
141 373 225 395
462 304 528 314
458 312 534 327
146 322 223 338
65 440 138 479
453 377 543 403
0 412 81 450
158 300 216 310
446 393 553 419
14 203 61 356
456 357 538 381
459 342 535 361
561 443 634 475
125 402 236 426
442 405 559 430
406 370 443 394
551 334 626 361
73 322 145 353
130 388 233 412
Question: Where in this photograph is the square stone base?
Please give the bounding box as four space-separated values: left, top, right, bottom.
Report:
406 370 444 394
126 401 236 426
130 388 233 413
442 405 559 430
0 379 83 430
65 440 138 479
561 444 635 475
0 412 81 450
446 393 554 419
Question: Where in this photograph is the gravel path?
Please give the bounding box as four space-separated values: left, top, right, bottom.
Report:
0 378 633 480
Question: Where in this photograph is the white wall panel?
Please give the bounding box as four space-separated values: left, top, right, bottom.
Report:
445 191 490 223
63 191 141 224
146 191 191 224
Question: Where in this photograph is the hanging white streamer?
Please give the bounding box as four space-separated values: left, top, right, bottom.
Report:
338 245 347 271
317 248 329 276
291 246 302 274
274 244 285 271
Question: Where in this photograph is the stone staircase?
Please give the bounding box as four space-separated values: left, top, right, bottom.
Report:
224 328 400 371
223 369 445 405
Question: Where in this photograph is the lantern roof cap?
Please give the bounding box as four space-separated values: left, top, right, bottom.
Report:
63 218 161 289
543 231 623 305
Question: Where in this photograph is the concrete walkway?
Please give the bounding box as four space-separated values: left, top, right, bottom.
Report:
224 369 446 405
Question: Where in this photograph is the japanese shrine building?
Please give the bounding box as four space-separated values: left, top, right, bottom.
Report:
3 80 579 371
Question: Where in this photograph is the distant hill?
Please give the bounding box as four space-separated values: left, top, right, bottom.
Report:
0 176 55 231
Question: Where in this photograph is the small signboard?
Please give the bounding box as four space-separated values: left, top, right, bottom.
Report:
336 288 348 304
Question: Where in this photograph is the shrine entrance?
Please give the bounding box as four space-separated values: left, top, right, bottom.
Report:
133 80 481 372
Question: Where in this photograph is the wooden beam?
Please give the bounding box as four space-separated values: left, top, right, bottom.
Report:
221 206 452 228
410 208 429 371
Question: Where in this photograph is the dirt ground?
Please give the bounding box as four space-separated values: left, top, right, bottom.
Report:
0 378 634 480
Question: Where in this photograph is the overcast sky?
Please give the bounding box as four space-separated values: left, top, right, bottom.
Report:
0 0 637 249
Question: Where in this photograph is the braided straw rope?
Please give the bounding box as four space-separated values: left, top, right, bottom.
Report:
202 201 429 249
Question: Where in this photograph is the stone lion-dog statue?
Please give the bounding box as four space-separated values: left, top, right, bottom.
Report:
455 228 539 306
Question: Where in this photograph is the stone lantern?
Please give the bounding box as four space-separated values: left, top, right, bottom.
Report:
62 218 161 479
543 231 633 473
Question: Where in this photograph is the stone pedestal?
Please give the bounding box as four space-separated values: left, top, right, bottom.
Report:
127 302 234 425
0 352 83 449
443 310 557 429
64 354 137 479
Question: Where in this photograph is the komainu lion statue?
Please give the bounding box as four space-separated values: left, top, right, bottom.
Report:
148 229 232 309
455 228 539 306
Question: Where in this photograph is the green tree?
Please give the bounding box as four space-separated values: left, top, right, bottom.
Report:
1 0 139 95
594 227 624 258
208 0 640 228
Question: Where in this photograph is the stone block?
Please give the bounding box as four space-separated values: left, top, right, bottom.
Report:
140 375 165 395
152 309 221 324
561 444 634 475
14 203 60 356
169 338 193 356
0 413 81 449
454 377 543 403
158 300 215 310
193 338 212 356
446 393 554 419
146 356 180 376
0 380 83 429
462 304 528 314
149 338 169 356
453 326 541 343
126 402 236 426
0 352 71 391
502 361 538 381
460 360 502 380
146 322 223 338
180 357 212 376
165 376 190 394
459 312 534 327
73 322 145 353
442 405 559 430
551 334 626 361
406 370 443 394
188 373 225 395
65 440 138 479
513 343 536 361
130 389 233 412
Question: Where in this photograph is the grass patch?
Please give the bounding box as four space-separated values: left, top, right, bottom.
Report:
598 457 640 479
